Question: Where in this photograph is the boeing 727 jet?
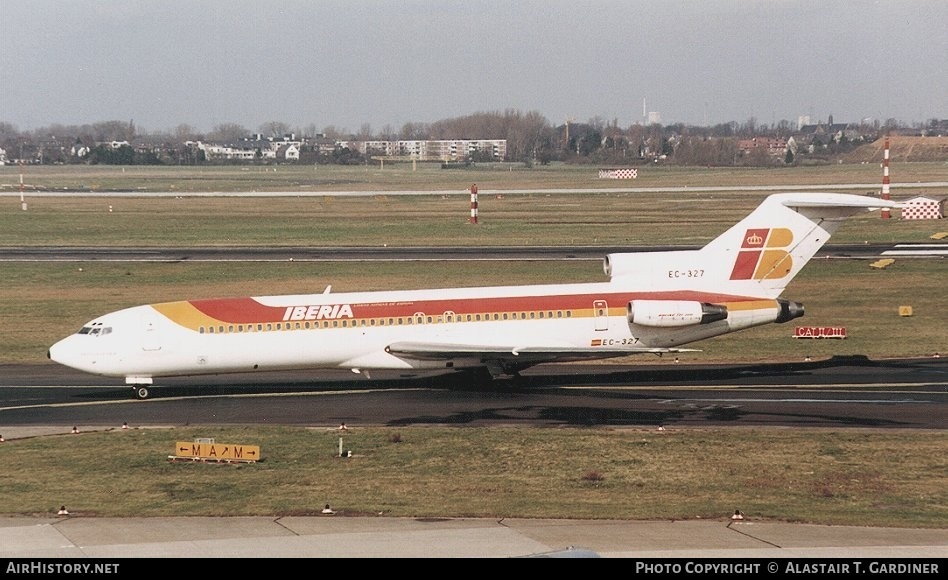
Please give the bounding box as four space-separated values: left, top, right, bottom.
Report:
48 192 896 398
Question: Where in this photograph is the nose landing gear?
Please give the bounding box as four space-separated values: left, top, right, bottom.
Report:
126 377 154 400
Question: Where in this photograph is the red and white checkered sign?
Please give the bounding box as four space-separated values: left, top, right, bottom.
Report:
901 198 944 220
598 168 638 179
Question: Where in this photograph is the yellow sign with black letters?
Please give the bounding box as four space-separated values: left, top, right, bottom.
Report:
173 441 261 462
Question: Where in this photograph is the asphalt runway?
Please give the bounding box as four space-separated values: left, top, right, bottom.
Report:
1 357 944 430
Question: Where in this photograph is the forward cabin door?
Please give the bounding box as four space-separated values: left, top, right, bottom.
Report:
140 310 162 352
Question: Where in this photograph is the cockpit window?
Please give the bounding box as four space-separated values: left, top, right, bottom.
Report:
77 324 112 336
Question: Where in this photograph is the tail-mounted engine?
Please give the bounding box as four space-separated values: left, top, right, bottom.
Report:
627 300 728 328
775 298 805 323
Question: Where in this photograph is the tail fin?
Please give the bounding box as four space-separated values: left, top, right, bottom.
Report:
606 193 897 299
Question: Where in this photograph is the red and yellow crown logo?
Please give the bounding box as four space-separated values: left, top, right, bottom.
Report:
730 228 794 280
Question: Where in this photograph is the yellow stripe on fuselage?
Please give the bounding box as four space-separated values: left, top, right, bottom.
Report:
722 299 778 311
151 302 222 330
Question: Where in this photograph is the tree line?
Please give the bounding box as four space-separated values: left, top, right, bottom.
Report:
1 112 944 168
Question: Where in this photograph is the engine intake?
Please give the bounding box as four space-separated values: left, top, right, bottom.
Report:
627 300 728 328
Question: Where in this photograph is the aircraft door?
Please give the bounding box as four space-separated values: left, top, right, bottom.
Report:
140 310 162 352
593 300 609 331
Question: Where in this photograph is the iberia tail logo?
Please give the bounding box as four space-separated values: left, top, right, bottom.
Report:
729 228 794 280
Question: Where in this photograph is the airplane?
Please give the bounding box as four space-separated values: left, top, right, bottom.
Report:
48 192 897 399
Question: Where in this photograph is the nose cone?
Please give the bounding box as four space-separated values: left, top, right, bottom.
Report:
48 336 83 371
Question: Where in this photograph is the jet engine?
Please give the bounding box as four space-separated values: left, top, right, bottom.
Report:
627 300 728 328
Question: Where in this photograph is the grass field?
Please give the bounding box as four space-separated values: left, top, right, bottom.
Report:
1 426 946 527
1 163 944 526
3 160 948 194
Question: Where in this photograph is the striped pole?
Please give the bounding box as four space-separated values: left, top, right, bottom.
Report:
19 162 27 211
881 137 891 219
469 184 478 224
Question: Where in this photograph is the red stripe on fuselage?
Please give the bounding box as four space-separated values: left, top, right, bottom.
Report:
186 291 760 324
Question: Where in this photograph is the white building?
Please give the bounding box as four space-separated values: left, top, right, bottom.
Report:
341 139 507 161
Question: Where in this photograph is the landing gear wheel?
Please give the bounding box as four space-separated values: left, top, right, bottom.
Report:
134 386 150 400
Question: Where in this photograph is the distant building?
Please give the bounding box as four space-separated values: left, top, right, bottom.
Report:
737 137 788 157
340 139 507 161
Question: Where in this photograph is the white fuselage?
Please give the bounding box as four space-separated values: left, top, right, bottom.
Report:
47 279 781 384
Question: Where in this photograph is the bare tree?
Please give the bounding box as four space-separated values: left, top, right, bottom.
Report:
356 123 374 140
208 123 249 143
259 121 291 138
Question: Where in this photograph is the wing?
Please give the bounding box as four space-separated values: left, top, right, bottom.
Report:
385 341 699 377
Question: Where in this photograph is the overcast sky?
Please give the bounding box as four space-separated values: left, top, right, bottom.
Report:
2 1 945 134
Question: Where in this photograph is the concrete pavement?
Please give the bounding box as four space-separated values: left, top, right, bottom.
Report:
1 515 946 558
